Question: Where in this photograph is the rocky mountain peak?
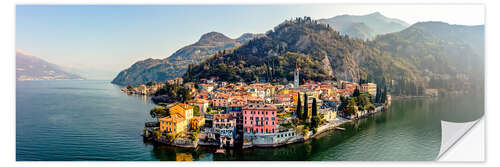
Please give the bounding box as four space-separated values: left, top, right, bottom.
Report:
196 31 234 45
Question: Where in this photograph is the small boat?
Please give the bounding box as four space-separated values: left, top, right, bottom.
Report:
335 127 346 131
215 148 225 154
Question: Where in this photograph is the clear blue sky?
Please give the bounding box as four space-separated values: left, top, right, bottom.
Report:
16 4 484 80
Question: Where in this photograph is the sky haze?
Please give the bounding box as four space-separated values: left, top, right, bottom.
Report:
16 4 484 80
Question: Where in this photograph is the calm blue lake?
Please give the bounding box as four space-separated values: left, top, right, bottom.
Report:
16 80 484 161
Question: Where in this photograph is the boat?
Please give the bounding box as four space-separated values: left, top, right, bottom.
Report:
216 143 225 154
215 148 225 154
335 127 346 131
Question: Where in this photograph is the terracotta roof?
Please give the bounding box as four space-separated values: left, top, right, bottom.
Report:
160 113 185 123
243 103 277 110
171 103 193 110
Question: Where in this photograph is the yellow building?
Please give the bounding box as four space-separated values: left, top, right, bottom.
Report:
160 113 185 134
190 116 205 129
159 103 194 134
170 103 194 122
279 89 290 95
360 83 377 97
321 110 337 122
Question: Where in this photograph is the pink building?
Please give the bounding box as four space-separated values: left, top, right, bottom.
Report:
243 103 277 134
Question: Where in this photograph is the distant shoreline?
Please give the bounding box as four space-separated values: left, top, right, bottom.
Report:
16 78 85 81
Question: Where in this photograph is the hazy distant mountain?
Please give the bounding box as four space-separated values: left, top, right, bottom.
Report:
111 32 264 86
16 49 84 81
318 12 409 40
370 21 484 94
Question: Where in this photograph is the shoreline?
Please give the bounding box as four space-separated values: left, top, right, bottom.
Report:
143 105 388 150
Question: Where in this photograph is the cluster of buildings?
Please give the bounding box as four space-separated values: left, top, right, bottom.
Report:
149 68 380 148
121 82 165 95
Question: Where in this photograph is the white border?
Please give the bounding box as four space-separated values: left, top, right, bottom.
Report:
3 0 497 166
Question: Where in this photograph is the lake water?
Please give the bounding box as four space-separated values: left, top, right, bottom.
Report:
16 80 484 161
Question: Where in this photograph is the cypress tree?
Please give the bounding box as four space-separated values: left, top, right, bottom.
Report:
312 98 317 117
353 87 360 97
303 93 308 121
296 92 302 119
375 86 381 103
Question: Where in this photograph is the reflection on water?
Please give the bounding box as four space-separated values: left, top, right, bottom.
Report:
176 153 193 161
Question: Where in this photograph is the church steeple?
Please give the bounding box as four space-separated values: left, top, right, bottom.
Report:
294 62 300 88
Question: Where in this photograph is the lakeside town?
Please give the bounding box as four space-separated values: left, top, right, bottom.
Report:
123 67 394 151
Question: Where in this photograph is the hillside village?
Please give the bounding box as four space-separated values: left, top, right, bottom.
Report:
140 67 391 149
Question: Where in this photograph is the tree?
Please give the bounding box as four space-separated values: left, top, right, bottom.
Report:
339 96 348 111
166 133 176 143
345 98 358 116
353 87 360 97
178 88 191 102
296 92 302 119
126 85 134 91
367 103 376 111
303 127 309 137
381 87 387 103
191 132 198 142
303 93 308 121
310 116 320 132
150 106 169 121
312 98 317 117
153 129 162 141
193 105 200 116
375 86 382 103
357 95 369 111
146 81 156 86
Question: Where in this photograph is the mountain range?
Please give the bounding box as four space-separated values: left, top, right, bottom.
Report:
111 12 484 96
112 12 409 86
16 49 84 81
318 12 409 40
111 32 264 86
183 17 484 96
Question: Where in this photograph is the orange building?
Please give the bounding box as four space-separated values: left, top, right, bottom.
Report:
159 113 186 134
